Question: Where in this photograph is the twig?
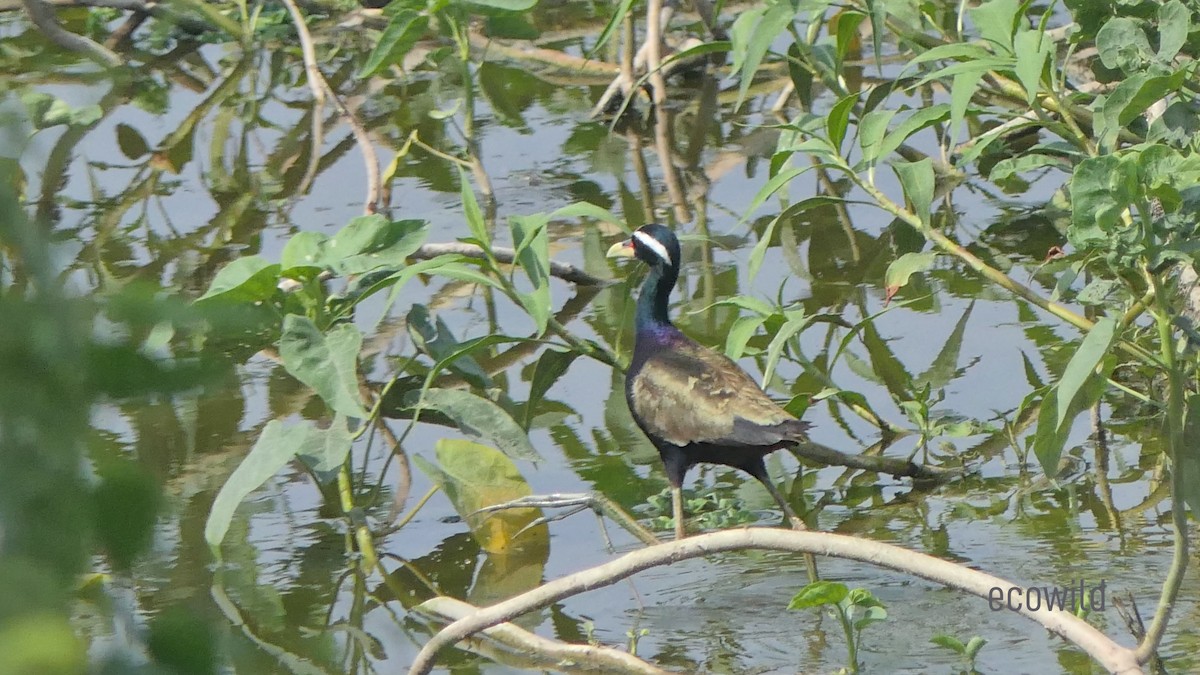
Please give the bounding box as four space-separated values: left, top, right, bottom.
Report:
414 597 673 674
411 242 611 286
279 0 380 213
279 0 326 198
22 0 122 66
645 0 667 110
407 529 1140 675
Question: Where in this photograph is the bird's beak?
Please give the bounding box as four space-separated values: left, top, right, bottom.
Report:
606 238 636 259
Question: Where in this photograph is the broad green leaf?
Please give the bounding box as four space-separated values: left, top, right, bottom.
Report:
729 0 795 110
280 231 327 276
414 439 547 553
280 316 370 419
834 11 866 64
196 256 280 304
1068 155 1137 247
357 9 428 78
368 255 502 329
1178 394 1200 519
788 581 849 609
930 635 966 654
827 92 859 152
322 216 428 275
509 213 552 336
988 153 1069 182
884 251 937 291
876 104 950 162
587 0 636 56
206 419 350 552
115 123 149 159
524 348 578 426
407 388 542 461
1096 17 1152 72
949 70 983 148
893 158 934 225
858 109 897 163
725 314 768 359
865 0 885 72
968 0 1020 52
1013 29 1051 104
1158 0 1190 61
459 167 490 248
551 202 623 226
456 0 538 10
1075 278 1122 306
407 304 491 389
748 195 846 281
916 302 973 390
904 43 995 68
763 310 810 388
964 636 988 660
294 415 353 474
854 605 888 629
1055 317 1117 430
739 166 806 226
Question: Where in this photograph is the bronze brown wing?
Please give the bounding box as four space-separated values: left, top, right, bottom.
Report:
630 341 809 449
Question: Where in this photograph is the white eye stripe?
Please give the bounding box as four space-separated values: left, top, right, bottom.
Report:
633 230 673 265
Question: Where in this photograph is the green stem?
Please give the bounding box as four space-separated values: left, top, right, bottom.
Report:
339 463 379 572
1135 273 1189 664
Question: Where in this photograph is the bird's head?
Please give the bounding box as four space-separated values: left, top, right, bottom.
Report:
606 224 680 270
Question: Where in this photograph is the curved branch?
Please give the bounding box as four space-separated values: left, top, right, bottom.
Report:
411 242 611 286
22 0 122 66
408 529 1141 675
414 597 671 675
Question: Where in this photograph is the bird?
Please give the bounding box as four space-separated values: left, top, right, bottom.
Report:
607 223 810 541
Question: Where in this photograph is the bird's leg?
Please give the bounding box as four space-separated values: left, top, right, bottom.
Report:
752 467 820 582
672 485 686 540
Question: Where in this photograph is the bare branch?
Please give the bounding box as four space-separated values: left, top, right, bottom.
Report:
408 529 1141 675
21 0 122 66
411 242 611 286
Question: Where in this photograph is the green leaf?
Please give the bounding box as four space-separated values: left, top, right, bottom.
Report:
948 70 983 148
988 153 1069 182
853 605 888 629
834 11 866 64
509 213 552 336
725 314 768 359
964 635 988 660
206 419 350 553
415 439 547 553
1013 29 1051 104
321 216 428 275
280 231 328 274
748 195 845 281
893 158 934 225
294 415 353 474
525 348 578 425
455 0 538 10
357 9 428 78
407 388 542 461
1055 317 1117 430
1096 17 1152 72
916 302 973 390
460 167 490 249
587 0 636 56
115 123 150 160
729 0 795 110
884 251 937 291
763 310 810 387
196 256 280 304
551 202 623 226
1179 394 1200 520
858 109 897 163
788 581 849 609
827 92 859 152
930 635 966 654
1075 278 1122 306
1158 0 1190 61
968 0 1020 52
1069 155 1137 248
407 304 491 389
876 104 950 162
280 316 370 419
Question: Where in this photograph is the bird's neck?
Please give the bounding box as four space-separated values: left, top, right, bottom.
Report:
636 262 677 331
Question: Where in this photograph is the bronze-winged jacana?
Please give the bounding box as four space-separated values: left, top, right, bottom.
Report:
607 224 809 540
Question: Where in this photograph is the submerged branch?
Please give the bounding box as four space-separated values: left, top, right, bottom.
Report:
414 597 672 674
22 0 122 66
408 529 1140 675
411 242 611 286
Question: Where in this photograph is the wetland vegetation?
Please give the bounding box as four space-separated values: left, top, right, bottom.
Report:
3 0 1200 672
